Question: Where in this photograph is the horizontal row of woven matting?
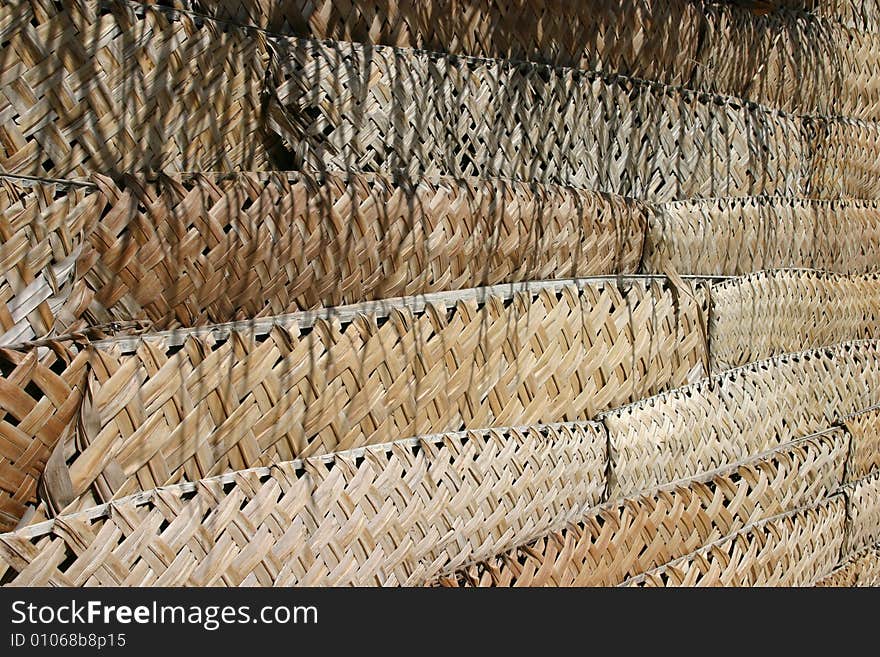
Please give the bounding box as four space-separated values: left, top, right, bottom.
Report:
3 271 880 532
2 344 879 585
4 172 880 346
3 0 880 200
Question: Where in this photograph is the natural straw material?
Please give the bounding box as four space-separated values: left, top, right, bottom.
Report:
0 0 274 179
433 431 847 587
696 7 880 120
0 346 89 532
0 423 607 586
602 341 880 499
643 197 880 276
815 543 880 586
708 270 880 371
160 0 705 80
808 117 880 200
38 279 708 516
266 36 808 201
843 471 880 556
164 0 880 118
0 178 102 345
623 497 846 586
843 406 880 482
0 171 646 341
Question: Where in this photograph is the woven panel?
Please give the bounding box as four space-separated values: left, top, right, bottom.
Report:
40 279 708 515
844 472 880 556
809 118 880 200
709 271 880 371
697 8 880 120
165 0 703 84
0 178 105 346
844 407 880 482
603 341 880 499
167 1 880 119
0 423 607 586
0 0 274 179
266 37 807 202
3 171 646 339
643 197 880 276
433 431 847 587
0 346 89 532
815 543 880 586
623 497 846 586
723 0 880 30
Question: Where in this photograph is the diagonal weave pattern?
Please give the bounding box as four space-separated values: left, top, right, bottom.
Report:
843 407 880 482
0 423 607 586
0 346 89 532
432 431 847 587
622 497 846 586
0 0 274 179
843 471 880 555
41 279 708 515
164 0 704 83
643 197 880 276
602 341 880 499
808 117 880 200
0 178 103 346
1 171 646 341
266 36 808 201
815 542 880 586
708 270 880 371
165 0 880 119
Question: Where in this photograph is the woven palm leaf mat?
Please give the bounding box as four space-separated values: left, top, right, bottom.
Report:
0 0 276 179
644 197 880 275
265 36 807 201
842 471 880 555
815 542 880 586
0 426 846 587
808 117 880 199
433 429 845 587
2 1 820 200
27 277 707 522
622 497 845 586
156 0 880 118
718 0 880 30
0 422 610 586
709 270 880 370
0 345 89 532
602 340 880 499
842 406 880 481
0 171 646 344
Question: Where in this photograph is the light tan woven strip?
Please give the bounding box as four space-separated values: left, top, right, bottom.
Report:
154 1 880 117
431 430 847 587
0 171 647 343
815 542 880 586
39 278 707 517
808 117 880 199
0 422 607 586
694 7 880 119
842 470 880 555
0 0 275 179
0 346 90 533
708 270 880 371
621 496 846 586
643 197 880 276
603 340 880 499
843 405 880 482
265 35 808 201
720 0 880 32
